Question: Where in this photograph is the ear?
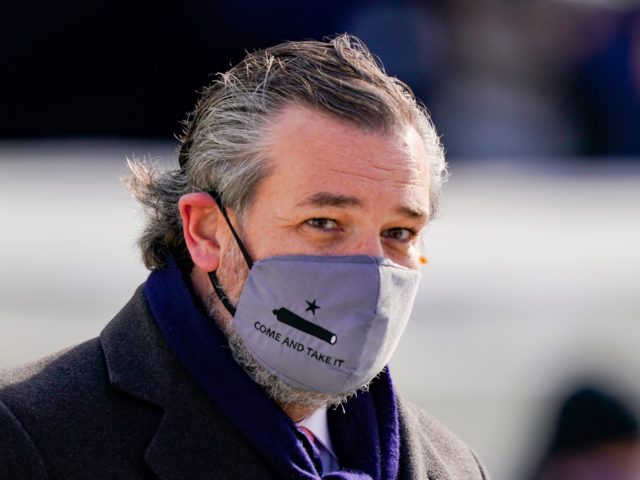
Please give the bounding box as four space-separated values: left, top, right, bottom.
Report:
178 192 225 272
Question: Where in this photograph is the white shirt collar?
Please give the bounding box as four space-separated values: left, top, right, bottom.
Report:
295 405 337 459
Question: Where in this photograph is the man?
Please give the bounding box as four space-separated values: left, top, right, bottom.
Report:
0 35 489 479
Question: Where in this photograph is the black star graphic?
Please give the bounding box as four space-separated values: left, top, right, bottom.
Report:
305 299 321 315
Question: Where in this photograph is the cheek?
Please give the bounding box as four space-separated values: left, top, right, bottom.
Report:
243 219 301 260
386 243 422 270
218 242 250 300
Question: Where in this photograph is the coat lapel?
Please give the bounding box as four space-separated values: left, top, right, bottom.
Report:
396 398 489 480
144 377 276 480
100 286 276 480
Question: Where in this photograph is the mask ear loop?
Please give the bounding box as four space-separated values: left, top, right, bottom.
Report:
206 189 255 317
208 190 254 269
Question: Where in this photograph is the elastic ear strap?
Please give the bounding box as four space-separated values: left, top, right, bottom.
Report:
205 189 253 318
208 271 237 317
208 190 254 269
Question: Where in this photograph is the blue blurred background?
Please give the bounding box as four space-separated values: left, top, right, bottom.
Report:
4 0 640 157
2 1 640 478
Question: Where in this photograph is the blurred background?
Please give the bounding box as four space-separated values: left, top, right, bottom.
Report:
2 0 640 478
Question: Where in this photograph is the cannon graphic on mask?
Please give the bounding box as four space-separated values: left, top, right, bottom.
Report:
272 308 337 345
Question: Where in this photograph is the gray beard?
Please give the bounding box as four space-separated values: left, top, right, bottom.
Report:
203 292 362 410
203 243 366 411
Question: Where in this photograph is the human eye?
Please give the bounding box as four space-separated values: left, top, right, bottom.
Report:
382 227 418 243
305 218 339 231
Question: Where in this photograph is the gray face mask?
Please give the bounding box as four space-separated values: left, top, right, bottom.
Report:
233 254 420 394
207 191 421 394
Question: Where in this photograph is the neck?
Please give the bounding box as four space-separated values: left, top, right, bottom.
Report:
191 267 216 303
280 402 319 423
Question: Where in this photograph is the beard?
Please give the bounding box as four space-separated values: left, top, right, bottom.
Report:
203 241 366 411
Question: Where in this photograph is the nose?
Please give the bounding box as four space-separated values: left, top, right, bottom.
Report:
342 229 384 258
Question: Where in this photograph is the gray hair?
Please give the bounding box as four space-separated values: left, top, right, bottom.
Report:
126 34 447 270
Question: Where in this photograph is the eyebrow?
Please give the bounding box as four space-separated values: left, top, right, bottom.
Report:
395 205 429 220
297 191 429 221
297 192 362 208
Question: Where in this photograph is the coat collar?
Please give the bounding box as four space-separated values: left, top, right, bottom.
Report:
100 285 175 407
99 286 275 480
97 286 474 480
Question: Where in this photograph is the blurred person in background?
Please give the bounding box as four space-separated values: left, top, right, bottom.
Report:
0 35 489 479
574 9 640 156
526 385 640 480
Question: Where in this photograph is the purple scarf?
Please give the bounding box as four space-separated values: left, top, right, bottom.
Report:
144 258 400 479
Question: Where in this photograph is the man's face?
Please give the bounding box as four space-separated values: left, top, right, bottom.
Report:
209 103 431 409
237 103 431 269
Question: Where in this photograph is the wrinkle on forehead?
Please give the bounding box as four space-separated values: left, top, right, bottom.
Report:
263 102 431 204
323 165 426 188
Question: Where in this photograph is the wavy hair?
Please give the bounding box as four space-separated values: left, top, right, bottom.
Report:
125 34 446 270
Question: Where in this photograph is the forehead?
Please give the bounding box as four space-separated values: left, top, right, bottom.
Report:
261 104 430 215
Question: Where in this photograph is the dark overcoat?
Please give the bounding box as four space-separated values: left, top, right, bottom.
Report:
0 287 489 479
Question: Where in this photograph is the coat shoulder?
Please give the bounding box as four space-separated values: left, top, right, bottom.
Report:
0 339 113 478
0 292 163 479
398 397 490 480
0 337 104 391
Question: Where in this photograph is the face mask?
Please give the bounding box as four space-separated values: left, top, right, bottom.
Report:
208 191 421 394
